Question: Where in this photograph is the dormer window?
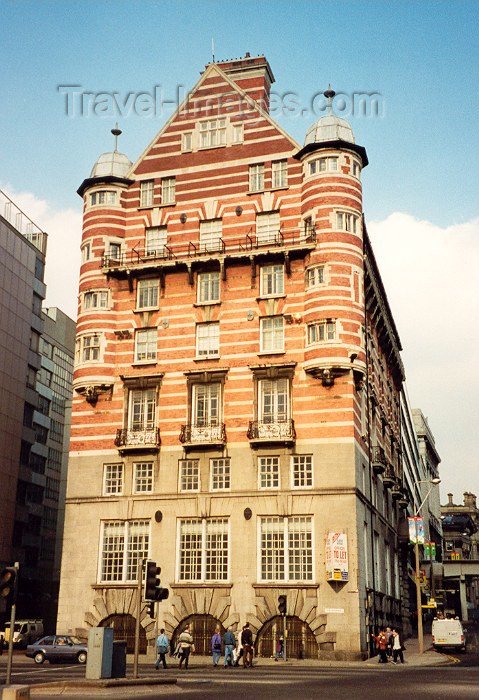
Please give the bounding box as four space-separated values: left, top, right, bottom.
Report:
90 190 117 206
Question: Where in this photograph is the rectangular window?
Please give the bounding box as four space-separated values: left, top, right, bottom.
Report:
336 211 358 233
137 279 159 309
256 211 280 244
81 334 100 362
178 518 228 582
260 264 284 297
196 323 219 358
145 226 167 256
199 119 226 148
90 190 117 206
182 132 193 152
81 243 91 263
249 163 264 192
103 463 123 496
272 159 288 188
37 395 50 416
135 329 157 362
259 378 289 423
140 180 154 207
179 459 200 492
232 123 244 144
307 320 336 343
352 161 361 177
199 219 222 252
109 241 121 261
304 216 315 238
260 316 284 353
128 389 156 431
40 338 53 358
32 292 42 316
197 271 220 304
259 516 312 582
133 462 153 494
259 456 280 489
100 520 149 583
292 455 313 488
309 157 338 175
84 290 109 310
161 177 176 205
210 458 230 490
306 266 325 288
192 383 220 425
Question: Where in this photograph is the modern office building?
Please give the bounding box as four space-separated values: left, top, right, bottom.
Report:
58 54 418 658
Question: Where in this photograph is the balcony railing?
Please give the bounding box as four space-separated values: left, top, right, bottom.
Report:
101 228 317 271
247 419 296 443
382 466 396 488
179 423 226 446
115 428 161 449
371 445 387 475
0 189 48 254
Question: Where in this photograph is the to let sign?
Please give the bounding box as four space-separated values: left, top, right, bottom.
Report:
325 532 349 582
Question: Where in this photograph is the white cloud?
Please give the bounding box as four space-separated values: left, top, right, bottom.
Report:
368 212 479 503
1 186 81 320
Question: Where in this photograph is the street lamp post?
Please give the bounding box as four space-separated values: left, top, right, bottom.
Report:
413 477 441 654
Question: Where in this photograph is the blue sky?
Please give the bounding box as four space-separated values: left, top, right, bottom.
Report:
1 0 478 500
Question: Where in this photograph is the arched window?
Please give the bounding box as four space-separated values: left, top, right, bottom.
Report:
100 613 147 654
255 615 318 659
173 614 225 656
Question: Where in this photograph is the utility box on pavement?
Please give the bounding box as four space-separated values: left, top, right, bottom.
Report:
1 686 30 700
85 627 113 679
111 639 127 678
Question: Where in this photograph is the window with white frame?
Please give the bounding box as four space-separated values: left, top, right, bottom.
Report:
178 518 228 581
259 516 312 582
272 159 288 188
140 180 154 207
258 456 280 489
232 122 244 144
137 279 159 309
182 132 193 152
197 271 220 304
196 323 219 358
99 520 149 583
133 462 153 494
81 242 91 263
249 163 264 192
145 226 167 256
128 389 156 431
135 329 157 362
210 458 230 490
260 264 284 297
199 219 222 252
259 378 289 424
103 463 124 496
179 459 200 492
309 157 338 175
256 211 280 244
199 119 226 148
161 177 176 205
307 320 336 343
84 290 109 311
80 334 100 362
192 383 220 426
336 211 359 233
291 455 313 488
303 216 315 238
352 161 361 178
108 241 122 261
90 190 117 206
306 266 325 288
260 316 284 353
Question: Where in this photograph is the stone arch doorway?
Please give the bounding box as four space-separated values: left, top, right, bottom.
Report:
100 613 147 654
255 615 318 659
173 614 225 656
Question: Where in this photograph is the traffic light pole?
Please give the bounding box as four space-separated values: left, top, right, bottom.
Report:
283 613 287 662
133 559 144 679
5 562 19 686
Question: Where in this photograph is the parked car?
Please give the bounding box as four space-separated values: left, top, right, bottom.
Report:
4 620 44 648
25 635 88 664
431 617 466 651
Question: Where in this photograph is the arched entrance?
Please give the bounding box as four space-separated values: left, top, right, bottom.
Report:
100 613 147 654
255 615 318 659
173 614 225 656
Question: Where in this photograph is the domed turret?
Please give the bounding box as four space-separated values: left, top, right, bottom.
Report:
77 125 134 197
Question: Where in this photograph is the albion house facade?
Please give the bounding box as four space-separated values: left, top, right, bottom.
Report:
57 55 408 659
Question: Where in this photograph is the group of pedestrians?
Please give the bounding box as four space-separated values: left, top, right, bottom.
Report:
371 626 405 664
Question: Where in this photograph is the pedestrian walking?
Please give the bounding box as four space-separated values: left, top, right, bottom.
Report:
241 621 254 668
234 626 244 666
178 624 194 669
155 628 169 670
371 628 389 663
275 636 284 661
211 625 222 667
391 628 405 664
223 626 235 667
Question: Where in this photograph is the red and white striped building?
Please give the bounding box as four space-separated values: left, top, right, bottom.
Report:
57 54 407 658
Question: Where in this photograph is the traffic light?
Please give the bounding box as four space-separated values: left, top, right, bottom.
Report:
143 560 170 603
278 594 287 615
0 566 17 605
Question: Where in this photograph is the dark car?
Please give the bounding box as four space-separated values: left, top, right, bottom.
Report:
25 635 87 664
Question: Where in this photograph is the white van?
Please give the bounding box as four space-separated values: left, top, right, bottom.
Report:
431 617 466 651
3 620 44 648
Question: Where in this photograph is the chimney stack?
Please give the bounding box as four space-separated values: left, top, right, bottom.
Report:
210 54 275 114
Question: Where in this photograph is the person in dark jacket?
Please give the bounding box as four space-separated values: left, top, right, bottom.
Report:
223 626 235 667
241 622 254 668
